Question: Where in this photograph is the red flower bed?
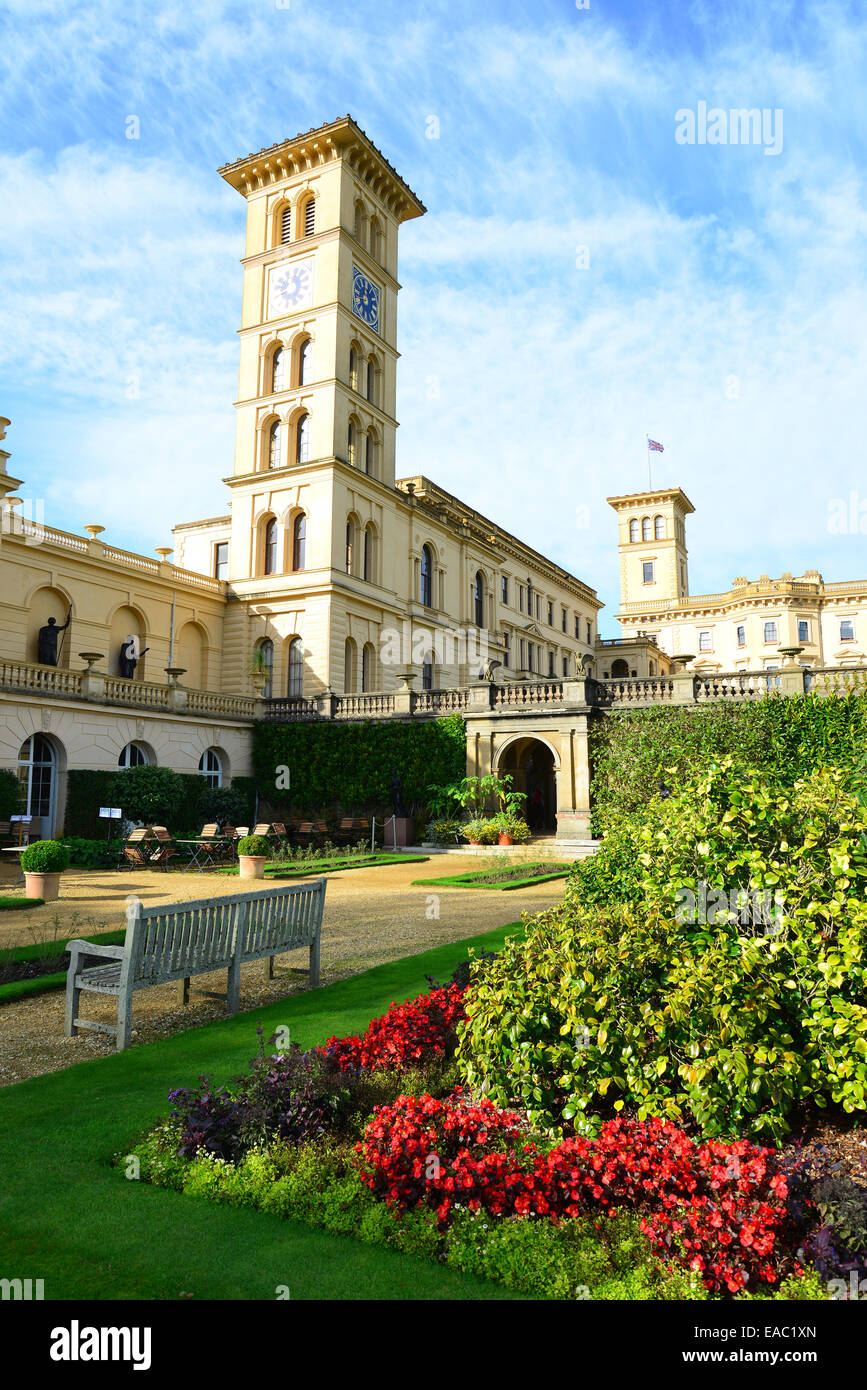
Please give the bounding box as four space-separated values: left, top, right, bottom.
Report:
320 983 466 1072
356 1096 790 1294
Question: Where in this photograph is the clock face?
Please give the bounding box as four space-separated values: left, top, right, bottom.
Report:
268 258 313 316
352 266 380 330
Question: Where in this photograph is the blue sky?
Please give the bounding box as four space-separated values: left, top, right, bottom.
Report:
1 0 866 634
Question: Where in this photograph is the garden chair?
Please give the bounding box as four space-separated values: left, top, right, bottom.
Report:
118 828 151 871
148 827 179 872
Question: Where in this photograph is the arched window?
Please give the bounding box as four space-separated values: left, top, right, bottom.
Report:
363 524 375 582
347 420 356 466
474 571 485 629
420 544 433 608
301 196 315 237
364 429 375 475
258 639 274 698
354 201 367 246
362 642 374 692
349 347 358 391
654 515 665 540
611 658 630 677
287 637 303 697
641 516 652 541
271 347 285 393
278 205 291 244
366 358 377 405
370 216 382 262
297 337 312 386
118 741 148 770
17 734 56 833
344 637 357 692
292 513 306 571
345 518 355 574
268 420 282 471
198 748 222 787
263 518 278 575
629 518 639 543
295 412 310 465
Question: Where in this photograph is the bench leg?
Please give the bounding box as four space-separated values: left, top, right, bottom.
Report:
227 958 241 1014
65 977 80 1038
265 954 275 981
177 976 191 1006
309 935 320 989
116 986 133 1052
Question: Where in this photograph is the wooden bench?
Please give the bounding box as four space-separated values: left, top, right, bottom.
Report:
64 879 327 1051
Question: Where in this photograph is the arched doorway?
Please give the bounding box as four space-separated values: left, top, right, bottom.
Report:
610 658 630 677
496 736 558 835
17 733 61 837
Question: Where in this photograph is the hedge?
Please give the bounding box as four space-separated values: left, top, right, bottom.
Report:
589 692 867 831
252 714 467 814
63 769 258 836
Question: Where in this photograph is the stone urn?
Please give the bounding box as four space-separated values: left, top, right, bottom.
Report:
238 855 267 881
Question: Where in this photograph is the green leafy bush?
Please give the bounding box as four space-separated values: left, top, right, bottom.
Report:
237 835 270 857
107 765 186 826
464 817 499 844
20 840 72 874
0 768 21 821
58 837 114 868
197 783 254 828
459 760 867 1142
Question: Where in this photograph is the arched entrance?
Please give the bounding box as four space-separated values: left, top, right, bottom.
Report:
17 733 61 837
496 736 558 834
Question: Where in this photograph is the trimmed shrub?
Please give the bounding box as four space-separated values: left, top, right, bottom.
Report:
20 840 71 874
0 768 21 821
237 835 270 857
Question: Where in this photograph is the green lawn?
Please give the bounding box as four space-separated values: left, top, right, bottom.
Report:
0 920 527 1301
412 863 571 890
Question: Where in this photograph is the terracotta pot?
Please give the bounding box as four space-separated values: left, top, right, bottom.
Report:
24 871 61 902
497 833 515 847
238 855 267 880
468 839 482 846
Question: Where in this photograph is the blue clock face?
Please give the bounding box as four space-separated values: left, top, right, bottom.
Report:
352 266 380 330
269 258 313 316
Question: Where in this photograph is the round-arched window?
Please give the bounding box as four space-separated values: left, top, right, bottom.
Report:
199 749 223 788
287 638 304 697
118 742 148 770
420 545 433 608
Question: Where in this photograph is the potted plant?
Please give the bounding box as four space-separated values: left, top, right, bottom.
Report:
237 833 270 880
463 817 498 846
492 812 532 847
20 839 71 902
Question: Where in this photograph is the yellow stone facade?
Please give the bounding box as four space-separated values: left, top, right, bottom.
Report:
609 487 867 672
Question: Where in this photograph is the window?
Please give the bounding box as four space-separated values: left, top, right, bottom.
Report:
297 338 312 386
501 576 509 605
361 643 374 692
421 654 433 690
841 619 855 641
214 542 228 582
198 749 222 788
586 619 592 644
295 413 310 465
271 347 285 393
798 619 810 643
699 630 712 652
354 201 366 244
562 655 569 677
519 586 525 614
764 621 778 643
629 519 639 542
474 572 485 629
642 561 654 584
736 624 746 647
268 420 282 470
547 600 554 626
302 197 315 237
287 637 303 697
364 430 374 475
420 545 433 607
642 517 652 541
347 420 356 466
548 650 555 676
503 631 511 668
258 639 274 698
279 206 291 244
535 595 541 620
370 216 382 262
292 513 306 570
366 359 377 404
363 525 374 582
118 742 148 770
654 515 665 540
263 518 278 575
349 348 358 391
345 520 354 574
344 638 357 692
575 615 580 639
561 608 567 633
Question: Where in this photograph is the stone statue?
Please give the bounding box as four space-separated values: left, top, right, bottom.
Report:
37 608 71 666
119 634 149 679
390 771 407 817
481 659 502 682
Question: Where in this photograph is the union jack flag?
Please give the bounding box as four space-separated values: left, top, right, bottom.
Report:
647 438 664 453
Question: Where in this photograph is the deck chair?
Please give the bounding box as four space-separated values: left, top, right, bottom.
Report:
149 827 179 872
118 828 151 870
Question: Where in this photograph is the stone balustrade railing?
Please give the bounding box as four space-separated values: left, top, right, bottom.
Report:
0 659 256 720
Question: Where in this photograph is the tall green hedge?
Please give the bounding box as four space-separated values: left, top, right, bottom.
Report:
63 768 257 835
589 692 867 831
252 714 466 813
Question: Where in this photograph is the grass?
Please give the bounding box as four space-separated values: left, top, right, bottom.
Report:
0 927 127 1004
218 854 430 878
0 895 43 910
0 919 529 1301
412 862 571 891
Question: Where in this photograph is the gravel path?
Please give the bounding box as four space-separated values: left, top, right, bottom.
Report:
0 855 564 1087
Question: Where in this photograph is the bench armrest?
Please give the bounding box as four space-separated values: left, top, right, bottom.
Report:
66 939 126 961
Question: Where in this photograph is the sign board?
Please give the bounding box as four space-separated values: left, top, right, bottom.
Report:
99 807 123 820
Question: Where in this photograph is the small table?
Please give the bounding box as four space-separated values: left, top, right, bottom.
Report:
1 845 26 889
175 838 231 872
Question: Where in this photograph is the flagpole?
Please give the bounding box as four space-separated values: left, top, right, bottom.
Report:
646 434 652 489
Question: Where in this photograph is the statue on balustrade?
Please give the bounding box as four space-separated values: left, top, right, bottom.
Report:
119 634 149 679
37 608 71 666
